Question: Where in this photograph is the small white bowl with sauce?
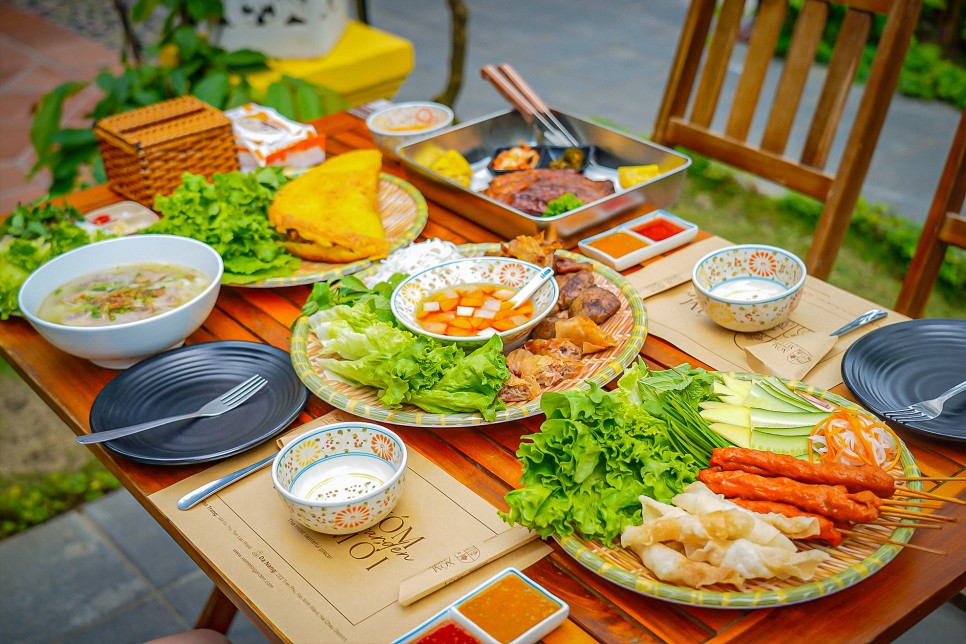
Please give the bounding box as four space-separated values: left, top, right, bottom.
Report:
692 244 806 332
18 234 223 369
366 101 454 161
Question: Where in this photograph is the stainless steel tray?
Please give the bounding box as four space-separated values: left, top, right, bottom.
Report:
396 109 691 243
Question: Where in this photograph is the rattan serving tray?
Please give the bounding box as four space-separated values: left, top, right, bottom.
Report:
290 243 647 426
555 377 921 609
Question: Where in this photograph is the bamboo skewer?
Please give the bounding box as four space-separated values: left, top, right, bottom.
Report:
898 476 966 482
894 488 966 505
880 508 956 522
840 530 946 556
871 520 941 529
881 499 944 509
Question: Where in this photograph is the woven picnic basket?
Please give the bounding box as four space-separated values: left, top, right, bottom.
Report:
94 95 239 206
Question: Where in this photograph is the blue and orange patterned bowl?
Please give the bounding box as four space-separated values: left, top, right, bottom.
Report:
272 422 407 535
390 256 558 351
692 244 806 332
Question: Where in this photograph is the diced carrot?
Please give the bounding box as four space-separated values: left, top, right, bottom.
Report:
493 319 518 331
460 296 485 307
422 322 447 334
480 284 496 293
445 327 474 337
439 297 459 311
449 317 472 329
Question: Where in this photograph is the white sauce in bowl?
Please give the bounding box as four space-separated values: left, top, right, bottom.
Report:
710 277 788 301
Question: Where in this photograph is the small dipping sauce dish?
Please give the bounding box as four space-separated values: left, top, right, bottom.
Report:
578 209 698 270
393 567 569 644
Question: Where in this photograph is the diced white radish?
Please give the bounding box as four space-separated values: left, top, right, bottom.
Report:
478 328 498 337
423 322 448 334
421 301 441 312
442 289 459 299
456 306 475 317
482 298 502 311
508 315 529 326
475 308 496 319
494 288 515 300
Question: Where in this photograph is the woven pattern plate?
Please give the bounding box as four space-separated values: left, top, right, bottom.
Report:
556 376 921 608
290 243 648 426
241 174 428 288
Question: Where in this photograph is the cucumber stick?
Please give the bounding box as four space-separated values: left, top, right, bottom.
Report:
709 423 751 448
751 430 809 456
699 404 827 429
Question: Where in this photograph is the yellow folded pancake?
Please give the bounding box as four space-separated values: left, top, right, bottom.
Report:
268 149 388 262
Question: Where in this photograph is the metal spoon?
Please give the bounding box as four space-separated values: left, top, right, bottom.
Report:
177 452 276 510
829 309 888 336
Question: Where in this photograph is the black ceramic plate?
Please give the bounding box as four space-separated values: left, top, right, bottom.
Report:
90 341 308 464
842 319 966 441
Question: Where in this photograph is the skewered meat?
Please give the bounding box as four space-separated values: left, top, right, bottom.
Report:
729 499 843 547
569 286 621 324
557 270 595 309
709 448 895 498
523 338 582 360
530 310 568 340
553 255 593 274
698 468 882 524
484 169 615 217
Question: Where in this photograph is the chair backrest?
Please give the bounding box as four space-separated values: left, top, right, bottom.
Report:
652 0 922 279
894 107 966 318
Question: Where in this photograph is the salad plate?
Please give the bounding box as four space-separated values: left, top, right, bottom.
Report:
240 174 429 288
842 319 966 441
89 341 308 465
290 243 647 427
554 375 919 608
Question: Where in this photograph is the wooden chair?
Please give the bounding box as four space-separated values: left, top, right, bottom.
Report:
651 0 922 279
894 107 966 318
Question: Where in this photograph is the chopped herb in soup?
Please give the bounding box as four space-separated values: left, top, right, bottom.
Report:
416 282 534 337
38 263 210 326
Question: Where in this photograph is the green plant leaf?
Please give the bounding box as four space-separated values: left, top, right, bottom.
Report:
172 24 200 60
50 128 98 147
215 48 267 69
168 66 188 95
294 81 323 121
29 82 86 161
130 0 161 23
264 81 295 118
192 69 230 107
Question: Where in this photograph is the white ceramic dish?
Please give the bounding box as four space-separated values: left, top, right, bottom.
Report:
390 256 558 352
18 234 223 369
691 244 806 332
272 421 407 535
366 101 454 161
82 200 159 236
578 209 698 270
392 567 569 644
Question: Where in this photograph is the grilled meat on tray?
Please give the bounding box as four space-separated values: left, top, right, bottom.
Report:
483 169 615 216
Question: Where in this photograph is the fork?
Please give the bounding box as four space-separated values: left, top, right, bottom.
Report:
77 374 268 444
881 379 966 423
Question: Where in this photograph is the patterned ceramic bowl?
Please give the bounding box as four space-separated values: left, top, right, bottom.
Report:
692 244 806 332
272 422 407 535
366 101 454 161
390 256 559 351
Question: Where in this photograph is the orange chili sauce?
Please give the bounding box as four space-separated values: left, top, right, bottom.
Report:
416 283 533 337
631 216 686 241
587 230 650 257
457 573 561 643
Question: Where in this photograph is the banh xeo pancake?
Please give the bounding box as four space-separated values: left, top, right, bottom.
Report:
268 149 389 262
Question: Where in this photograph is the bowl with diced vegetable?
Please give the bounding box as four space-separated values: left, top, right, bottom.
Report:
366 101 454 161
390 256 558 351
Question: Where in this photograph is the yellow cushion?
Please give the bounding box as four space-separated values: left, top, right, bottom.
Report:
245 21 415 106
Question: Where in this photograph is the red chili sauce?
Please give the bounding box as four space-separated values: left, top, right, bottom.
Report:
587 231 650 258
414 619 480 644
632 216 685 241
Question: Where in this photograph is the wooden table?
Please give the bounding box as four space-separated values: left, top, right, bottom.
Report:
2 111 964 643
